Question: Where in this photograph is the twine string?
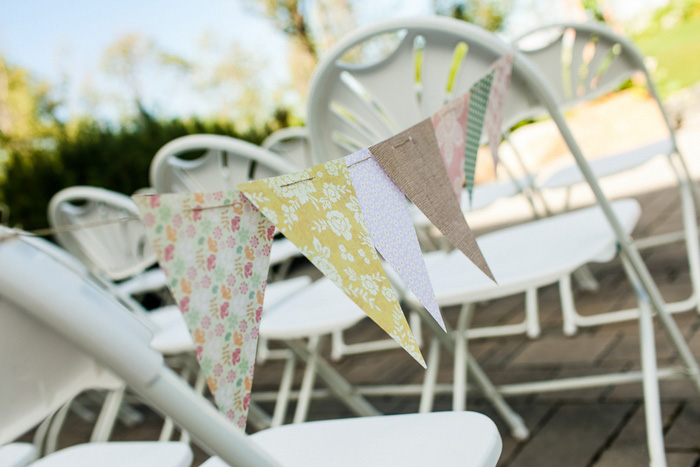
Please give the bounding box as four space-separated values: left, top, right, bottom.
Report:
279 177 315 188
347 157 371 168
0 203 236 243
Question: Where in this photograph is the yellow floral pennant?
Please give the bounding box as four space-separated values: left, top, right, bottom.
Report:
238 158 425 367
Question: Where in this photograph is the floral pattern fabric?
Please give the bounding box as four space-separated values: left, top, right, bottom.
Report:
238 159 425 367
485 55 514 168
133 190 274 429
344 148 445 331
431 93 470 201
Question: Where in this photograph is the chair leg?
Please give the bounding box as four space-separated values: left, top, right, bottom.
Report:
330 330 345 361
671 148 700 212
467 354 529 440
257 337 271 364
293 336 321 424
621 256 667 466
247 402 272 431
559 275 578 336
45 400 73 454
453 303 474 412
412 304 529 440
678 179 700 312
284 339 380 418
271 353 297 427
409 311 424 347
617 237 700 397
572 264 600 292
90 386 126 442
525 287 541 338
419 338 441 413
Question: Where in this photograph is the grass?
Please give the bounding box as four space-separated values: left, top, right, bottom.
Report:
634 15 700 97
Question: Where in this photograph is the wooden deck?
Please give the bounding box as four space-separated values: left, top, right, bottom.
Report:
40 180 700 466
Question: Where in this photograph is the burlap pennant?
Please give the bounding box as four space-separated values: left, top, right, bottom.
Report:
237 159 425 367
485 55 514 168
431 93 470 201
369 119 495 283
133 190 274 429
344 148 446 331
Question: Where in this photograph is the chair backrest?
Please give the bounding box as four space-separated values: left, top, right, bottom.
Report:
0 231 155 444
262 127 315 169
512 22 657 116
48 186 156 281
307 17 546 163
150 134 300 194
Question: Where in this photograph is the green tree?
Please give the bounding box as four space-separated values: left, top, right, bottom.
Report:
0 57 61 159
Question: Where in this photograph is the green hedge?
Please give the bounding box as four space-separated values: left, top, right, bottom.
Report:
0 111 291 230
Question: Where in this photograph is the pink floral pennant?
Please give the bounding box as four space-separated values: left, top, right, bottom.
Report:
485 55 513 168
133 190 274 429
431 93 470 201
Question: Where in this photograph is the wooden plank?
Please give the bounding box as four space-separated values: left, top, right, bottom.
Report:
505 403 632 467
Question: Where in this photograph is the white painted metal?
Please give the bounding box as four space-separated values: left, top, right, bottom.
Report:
201 411 501 467
262 127 314 169
514 23 700 333
308 18 700 465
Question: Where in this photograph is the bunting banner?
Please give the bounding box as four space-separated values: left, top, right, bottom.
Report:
485 55 514 168
133 191 274 428
237 158 426 367
464 70 495 202
368 119 495 283
88 56 513 431
431 93 470 201
344 148 446 331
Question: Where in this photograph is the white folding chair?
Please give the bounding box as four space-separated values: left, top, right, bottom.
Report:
306 17 700 464
0 233 192 467
0 230 502 467
262 127 315 169
512 22 700 334
151 134 302 271
49 186 168 297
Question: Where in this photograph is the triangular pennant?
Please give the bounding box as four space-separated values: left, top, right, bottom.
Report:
431 93 470 201
344 148 446 331
464 70 495 203
133 190 274 428
369 118 495 283
485 55 514 168
238 159 425 367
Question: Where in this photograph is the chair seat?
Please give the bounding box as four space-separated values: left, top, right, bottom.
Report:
30 442 192 467
201 411 501 467
539 138 673 190
116 268 168 297
260 277 366 339
408 199 641 306
0 442 37 467
150 277 314 352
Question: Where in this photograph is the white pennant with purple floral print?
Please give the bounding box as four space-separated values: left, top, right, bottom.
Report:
344 148 446 331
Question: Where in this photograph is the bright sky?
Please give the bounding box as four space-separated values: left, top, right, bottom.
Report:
0 0 666 121
0 0 292 119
